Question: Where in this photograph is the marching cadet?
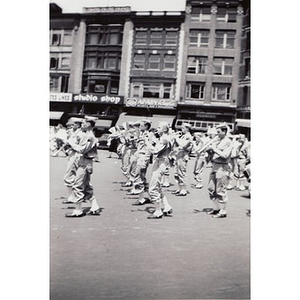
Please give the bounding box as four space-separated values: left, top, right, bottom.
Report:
62 118 83 204
192 132 209 189
172 123 193 196
147 122 173 219
130 120 154 205
64 117 101 217
206 123 233 218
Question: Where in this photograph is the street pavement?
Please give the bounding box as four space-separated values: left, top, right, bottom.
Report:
50 150 250 300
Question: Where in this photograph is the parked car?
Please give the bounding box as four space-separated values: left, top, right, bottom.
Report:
97 133 110 150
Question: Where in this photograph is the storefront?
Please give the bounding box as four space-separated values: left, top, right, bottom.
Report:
71 93 124 136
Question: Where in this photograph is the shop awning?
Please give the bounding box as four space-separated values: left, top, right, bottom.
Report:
115 113 175 129
49 111 64 120
94 119 113 129
235 118 251 128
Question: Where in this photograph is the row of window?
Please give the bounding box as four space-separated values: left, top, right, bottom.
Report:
50 55 71 70
86 25 123 45
82 79 119 94
130 82 231 102
50 30 73 46
133 54 176 71
134 28 179 46
189 30 236 49
190 7 238 23
187 56 234 75
84 52 122 70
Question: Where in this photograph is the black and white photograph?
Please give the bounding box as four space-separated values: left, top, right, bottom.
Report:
49 0 251 299
4 0 300 299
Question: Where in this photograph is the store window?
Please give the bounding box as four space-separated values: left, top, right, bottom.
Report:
191 6 211 22
90 80 108 93
189 30 209 48
186 83 205 100
212 84 231 101
215 31 235 49
132 82 174 99
110 81 119 94
212 58 234 75
187 56 207 74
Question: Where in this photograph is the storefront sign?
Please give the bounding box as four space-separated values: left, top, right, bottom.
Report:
50 93 72 102
73 94 124 105
125 98 177 109
83 6 131 13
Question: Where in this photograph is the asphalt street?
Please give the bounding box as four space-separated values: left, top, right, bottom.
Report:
50 150 250 300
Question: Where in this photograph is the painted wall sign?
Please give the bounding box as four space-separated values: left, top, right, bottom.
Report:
50 93 72 102
125 98 177 109
73 94 124 105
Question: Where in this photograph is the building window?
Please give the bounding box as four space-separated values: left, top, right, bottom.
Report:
86 25 122 45
189 30 209 48
85 52 120 71
143 83 160 98
86 54 97 69
62 30 72 45
191 6 211 22
135 30 147 45
89 80 108 93
212 58 234 75
165 31 178 45
216 7 236 22
148 54 161 70
51 33 61 45
186 83 205 100
215 31 235 49
49 75 69 92
132 82 174 99
133 54 145 69
110 81 119 94
50 76 59 91
60 75 69 92
150 30 163 45
187 56 207 74
212 84 231 101
61 57 70 69
50 57 59 69
163 55 176 70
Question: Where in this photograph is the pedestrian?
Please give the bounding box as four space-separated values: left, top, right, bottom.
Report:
192 132 209 189
64 117 101 217
172 123 193 196
206 123 233 218
147 122 173 219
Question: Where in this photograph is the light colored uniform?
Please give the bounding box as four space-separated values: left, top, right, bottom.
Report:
63 128 83 188
70 130 98 203
193 136 209 186
174 132 193 186
207 136 233 204
149 133 172 215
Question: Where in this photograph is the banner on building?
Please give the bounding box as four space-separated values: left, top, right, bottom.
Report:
50 93 72 102
125 98 177 109
73 94 124 105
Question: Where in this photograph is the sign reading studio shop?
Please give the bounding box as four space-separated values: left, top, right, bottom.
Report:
125 98 177 109
73 94 124 105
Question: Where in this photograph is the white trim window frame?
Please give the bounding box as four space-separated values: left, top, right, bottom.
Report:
163 54 176 71
211 84 231 101
189 30 209 48
216 7 237 23
148 54 161 70
187 56 207 74
133 53 146 70
213 58 234 75
191 6 211 22
186 83 205 100
215 31 235 49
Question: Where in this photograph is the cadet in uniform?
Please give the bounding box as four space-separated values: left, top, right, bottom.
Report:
172 123 193 196
206 124 233 218
147 122 173 219
64 118 101 217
